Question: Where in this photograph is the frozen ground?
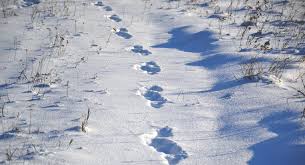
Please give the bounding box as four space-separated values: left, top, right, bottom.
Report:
0 0 304 164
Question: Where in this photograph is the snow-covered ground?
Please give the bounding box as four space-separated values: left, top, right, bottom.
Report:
0 0 304 164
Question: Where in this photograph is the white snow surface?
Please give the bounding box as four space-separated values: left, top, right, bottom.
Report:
0 0 304 165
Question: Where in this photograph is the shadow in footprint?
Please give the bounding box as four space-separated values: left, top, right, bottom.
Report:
94 1 103 6
149 85 163 92
144 91 166 108
23 0 40 7
143 126 188 165
158 126 173 137
139 61 161 75
116 28 132 39
109 14 122 22
103 6 112 11
130 45 152 56
248 111 305 165
151 138 188 165
143 86 167 108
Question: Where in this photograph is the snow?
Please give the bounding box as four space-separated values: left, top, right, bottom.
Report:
0 0 304 164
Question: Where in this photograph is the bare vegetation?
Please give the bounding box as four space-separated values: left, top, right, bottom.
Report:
0 0 18 18
0 0 304 163
81 108 91 133
240 57 264 80
5 146 16 161
185 0 305 119
0 0 93 162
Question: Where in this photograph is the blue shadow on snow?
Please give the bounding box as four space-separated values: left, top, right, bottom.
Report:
152 26 272 93
152 26 244 70
248 111 305 165
152 26 218 54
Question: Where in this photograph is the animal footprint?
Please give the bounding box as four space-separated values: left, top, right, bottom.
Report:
140 126 188 165
127 45 152 56
22 0 40 7
93 1 103 6
103 6 112 11
114 28 132 39
139 85 167 108
108 14 122 22
134 61 161 75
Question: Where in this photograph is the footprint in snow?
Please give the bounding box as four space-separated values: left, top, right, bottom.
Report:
22 0 40 7
157 126 173 137
135 61 161 75
140 126 188 165
108 14 122 22
114 28 132 39
139 85 167 108
103 6 112 11
128 45 152 56
92 1 112 11
93 1 103 6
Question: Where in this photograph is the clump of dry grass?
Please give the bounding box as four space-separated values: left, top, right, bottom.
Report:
240 57 264 80
81 108 91 133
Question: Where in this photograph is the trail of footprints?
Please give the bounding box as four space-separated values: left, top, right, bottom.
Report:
91 1 187 164
92 0 163 108
92 1 112 11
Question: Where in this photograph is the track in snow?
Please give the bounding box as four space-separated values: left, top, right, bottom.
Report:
138 85 167 109
114 28 133 39
128 45 152 56
140 126 188 165
134 61 161 75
